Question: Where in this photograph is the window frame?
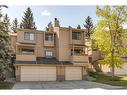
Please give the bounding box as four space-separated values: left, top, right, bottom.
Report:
72 32 81 40
24 32 35 41
45 50 53 57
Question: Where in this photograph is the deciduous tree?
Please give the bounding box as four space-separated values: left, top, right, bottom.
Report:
92 6 127 76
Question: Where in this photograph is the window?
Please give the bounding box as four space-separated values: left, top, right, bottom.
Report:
22 48 34 55
24 32 35 40
72 32 81 40
45 50 53 57
71 48 84 55
45 33 53 41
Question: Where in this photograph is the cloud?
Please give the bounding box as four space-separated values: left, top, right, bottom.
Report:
41 10 51 16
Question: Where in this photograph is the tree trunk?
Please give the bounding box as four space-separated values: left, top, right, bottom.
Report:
111 64 115 77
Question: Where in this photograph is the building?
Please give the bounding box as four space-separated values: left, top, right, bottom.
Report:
10 18 93 81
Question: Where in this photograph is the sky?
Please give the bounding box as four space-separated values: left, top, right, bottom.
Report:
2 6 98 30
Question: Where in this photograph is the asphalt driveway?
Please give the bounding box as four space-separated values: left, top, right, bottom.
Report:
12 80 122 90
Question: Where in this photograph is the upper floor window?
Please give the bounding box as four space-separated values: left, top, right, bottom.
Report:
45 33 53 41
72 32 81 40
24 32 35 41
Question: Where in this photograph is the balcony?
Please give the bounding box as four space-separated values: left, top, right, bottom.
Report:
71 55 89 63
16 54 36 61
72 40 84 45
44 32 55 47
44 41 54 47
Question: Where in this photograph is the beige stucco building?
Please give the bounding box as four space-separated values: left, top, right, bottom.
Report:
10 18 95 81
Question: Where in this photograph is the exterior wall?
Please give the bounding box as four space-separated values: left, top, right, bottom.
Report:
57 28 71 61
15 65 21 81
10 34 17 51
56 66 65 81
54 27 60 60
36 32 44 57
17 29 37 44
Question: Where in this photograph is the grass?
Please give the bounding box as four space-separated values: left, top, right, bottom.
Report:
89 72 127 86
0 82 14 89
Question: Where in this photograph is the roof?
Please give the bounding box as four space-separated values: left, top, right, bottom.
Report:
16 28 44 32
37 57 72 64
15 61 36 64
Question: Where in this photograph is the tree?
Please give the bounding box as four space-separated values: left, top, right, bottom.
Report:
92 6 127 76
20 7 36 29
77 25 81 29
11 18 18 33
3 14 10 31
84 16 93 38
0 6 13 81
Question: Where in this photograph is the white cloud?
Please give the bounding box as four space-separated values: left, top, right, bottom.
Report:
41 10 51 16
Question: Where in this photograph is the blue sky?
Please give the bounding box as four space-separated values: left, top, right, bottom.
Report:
2 6 98 30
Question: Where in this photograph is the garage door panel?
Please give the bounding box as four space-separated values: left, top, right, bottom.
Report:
21 66 56 81
65 67 82 80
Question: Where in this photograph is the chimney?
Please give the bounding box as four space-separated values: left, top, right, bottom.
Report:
54 18 60 27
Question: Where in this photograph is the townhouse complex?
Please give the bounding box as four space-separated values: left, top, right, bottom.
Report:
10 18 127 82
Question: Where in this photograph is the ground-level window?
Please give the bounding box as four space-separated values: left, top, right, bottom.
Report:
45 50 53 57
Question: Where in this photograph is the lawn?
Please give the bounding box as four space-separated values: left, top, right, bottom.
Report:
89 72 127 87
0 82 14 89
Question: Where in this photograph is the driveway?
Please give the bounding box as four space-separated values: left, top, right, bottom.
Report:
12 81 122 90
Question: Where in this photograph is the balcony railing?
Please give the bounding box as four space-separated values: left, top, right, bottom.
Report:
72 40 84 44
44 40 54 46
71 55 89 63
16 54 36 61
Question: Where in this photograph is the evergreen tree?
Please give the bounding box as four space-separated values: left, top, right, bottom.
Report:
77 25 81 29
3 14 10 31
20 7 36 29
84 16 93 38
0 6 13 81
11 18 18 33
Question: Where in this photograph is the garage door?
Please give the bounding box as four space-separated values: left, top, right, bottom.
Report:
115 63 127 75
65 67 82 80
21 66 56 81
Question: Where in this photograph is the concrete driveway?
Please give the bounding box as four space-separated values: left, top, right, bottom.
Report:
12 81 122 90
